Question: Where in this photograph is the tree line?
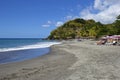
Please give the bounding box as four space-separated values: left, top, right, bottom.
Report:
48 15 120 40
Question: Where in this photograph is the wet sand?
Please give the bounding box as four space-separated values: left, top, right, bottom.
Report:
0 40 120 80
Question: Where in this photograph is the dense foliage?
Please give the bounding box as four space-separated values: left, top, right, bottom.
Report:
48 16 120 40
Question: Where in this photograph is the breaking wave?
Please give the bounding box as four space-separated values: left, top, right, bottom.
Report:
0 42 61 52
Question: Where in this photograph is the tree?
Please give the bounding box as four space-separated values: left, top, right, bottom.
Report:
117 15 120 20
48 18 120 40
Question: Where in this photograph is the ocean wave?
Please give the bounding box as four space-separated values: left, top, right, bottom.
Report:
0 42 61 52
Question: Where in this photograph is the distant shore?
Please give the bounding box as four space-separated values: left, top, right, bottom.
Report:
0 40 120 80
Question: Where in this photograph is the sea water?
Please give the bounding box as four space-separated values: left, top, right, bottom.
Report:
0 38 60 64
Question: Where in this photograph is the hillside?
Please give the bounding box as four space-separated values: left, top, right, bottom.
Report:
48 17 120 40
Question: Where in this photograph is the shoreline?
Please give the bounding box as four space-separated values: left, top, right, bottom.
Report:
0 40 120 80
0 47 50 64
0 42 77 80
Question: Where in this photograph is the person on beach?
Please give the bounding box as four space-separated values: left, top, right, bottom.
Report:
112 40 117 45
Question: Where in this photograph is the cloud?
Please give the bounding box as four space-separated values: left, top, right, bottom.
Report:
43 0 120 28
47 21 52 24
94 0 106 10
64 15 80 22
80 0 120 24
42 20 52 27
64 15 73 21
42 20 63 27
42 24 50 27
94 0 119 10
55 21 63 26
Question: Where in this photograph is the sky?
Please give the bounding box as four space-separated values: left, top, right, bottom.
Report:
0 0 120 38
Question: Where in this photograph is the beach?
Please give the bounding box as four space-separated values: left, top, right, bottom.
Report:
0 40 120 80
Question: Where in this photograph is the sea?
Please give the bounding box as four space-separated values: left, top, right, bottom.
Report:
0 38 60 64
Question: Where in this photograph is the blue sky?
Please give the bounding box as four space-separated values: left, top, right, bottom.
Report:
0 0 120 38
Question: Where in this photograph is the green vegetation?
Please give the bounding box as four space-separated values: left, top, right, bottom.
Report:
48 15 120 40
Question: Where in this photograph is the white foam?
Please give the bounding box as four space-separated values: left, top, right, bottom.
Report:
0 42 61 52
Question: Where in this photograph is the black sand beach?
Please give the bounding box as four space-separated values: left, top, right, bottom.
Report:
0 40 120 80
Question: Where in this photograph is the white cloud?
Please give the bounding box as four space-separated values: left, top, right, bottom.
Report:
42 20 63 27
94 0 119 10
42 20 53 27
64 15 73 21
55 21 63 26
47 21 52 24
80 0 120 24
42 24 50 27
94 0 106 10
64 15 80 22
42 0 120 28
